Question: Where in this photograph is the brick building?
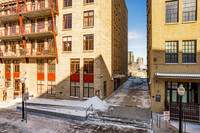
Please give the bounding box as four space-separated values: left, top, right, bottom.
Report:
147 0 200 122
0 0 128 101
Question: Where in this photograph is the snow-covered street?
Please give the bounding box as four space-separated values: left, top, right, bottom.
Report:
0 109 147 133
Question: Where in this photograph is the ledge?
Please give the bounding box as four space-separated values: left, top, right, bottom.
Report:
83 26 94 29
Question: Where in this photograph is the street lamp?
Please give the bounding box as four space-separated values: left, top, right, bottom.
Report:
177 84 185 133
20 76 25 122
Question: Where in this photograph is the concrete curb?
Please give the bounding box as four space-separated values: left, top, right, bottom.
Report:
17 106 86 121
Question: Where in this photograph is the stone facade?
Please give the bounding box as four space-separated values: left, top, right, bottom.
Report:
0 0 128 101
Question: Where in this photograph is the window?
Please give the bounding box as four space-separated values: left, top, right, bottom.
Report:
64 0 72 7
10 23 17 35
48 59 56 73
48 38 55 48
31 40 35 55
83 34 94 50
37 80 45 94
63 14 72 29
84 59 94 74
37 59 44 73
4 24 8 36
63 36 72 51
5 60 11 72
71 59 80 74
37 39 44 53
165 41 178 63
104 81 107 96
70 82 80 97
10 41 17 53
31 20 35 33
84 83 94 98
37 18 45 32
5 79 11 87
84 0 94 4
182 40 196 63
14 79 20 91
13 60 20 72
165 1 178 23
4 42 8 52
48 81 56 95
182 0 197 21
84 10 94 27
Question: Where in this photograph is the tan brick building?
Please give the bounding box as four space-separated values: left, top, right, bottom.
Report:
0 0 128 101
147 0 200 122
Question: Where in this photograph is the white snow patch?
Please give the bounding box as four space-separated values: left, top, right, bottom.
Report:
0 98 22 109
171 121 200 133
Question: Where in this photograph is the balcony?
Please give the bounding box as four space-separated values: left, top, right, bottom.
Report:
0 47 56 58
0 1 57 22
0 23 56 40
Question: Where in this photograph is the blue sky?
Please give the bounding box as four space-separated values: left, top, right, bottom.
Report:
126 0 147 64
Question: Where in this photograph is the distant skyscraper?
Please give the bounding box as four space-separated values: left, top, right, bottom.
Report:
137 57 143 66
128 51 134 65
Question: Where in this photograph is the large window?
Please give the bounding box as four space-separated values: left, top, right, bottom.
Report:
165 41 178 63
84 59 94 74
84 10 94 27
5 60 11 72
64 0 72 7
13 60 20 72
166 82 198 104
71 59 80 74
83 34 94 50
37 59 44 73
48 81 56 95
5 79 11 87
165 1 178 23
182 0 197 21
63 36 72 51
84 83 94 98
37 80 45 94
84 0 94 4
63 14 72 29
182 40 196 63
37 18 45 32
70 82 80 97
37 39 44 53
48 59 55 74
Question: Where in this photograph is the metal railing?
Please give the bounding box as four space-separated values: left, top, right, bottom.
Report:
0 23 55 37
170 102 200 123
0 47 56 58
0 0 57 17
86 104 93 119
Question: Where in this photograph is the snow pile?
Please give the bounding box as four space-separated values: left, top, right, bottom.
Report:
79 96 110 111
0 98 22 109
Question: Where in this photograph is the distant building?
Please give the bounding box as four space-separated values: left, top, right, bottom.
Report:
137 57 143 66
128 51 134 65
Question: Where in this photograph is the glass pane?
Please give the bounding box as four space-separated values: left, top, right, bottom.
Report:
172 90 177 102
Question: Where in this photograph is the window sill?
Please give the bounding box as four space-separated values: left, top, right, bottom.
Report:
62 28 72 31
83 97 90 100
63 6 72 9
165 22 179 25
182 21 197 24
83 50 94 53
165 63 179 65
182 63 197 65
83 2 94 6
62 51 72 53
70 96 80 99
83 26 94 29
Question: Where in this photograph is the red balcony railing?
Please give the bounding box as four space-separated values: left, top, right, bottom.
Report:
0 0 57 17
0 47 56 58
0 23 55 37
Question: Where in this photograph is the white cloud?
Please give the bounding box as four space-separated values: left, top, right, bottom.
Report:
128 31 142 40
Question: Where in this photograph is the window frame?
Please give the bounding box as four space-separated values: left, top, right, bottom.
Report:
182 40 196 63
83 82 94 98
83 34 94 50
64 0 72 7
70 59 80 74
63 14 72 29
70 82 80 97
83 58 94 74
84 0 94 4
83 10 94 27
182 0 197 22
165 0 179 23
63 36 72 51
165 41 179 63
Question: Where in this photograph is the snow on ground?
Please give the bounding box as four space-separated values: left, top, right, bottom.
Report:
28 96 110 111
107 78 151 108
0 98 22 109
0 109 148 133
171 121 200 133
